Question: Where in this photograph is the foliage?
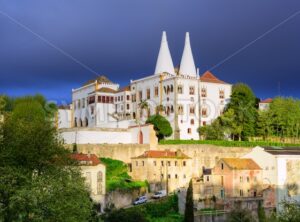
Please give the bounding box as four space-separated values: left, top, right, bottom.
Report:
257 200 266 222
227 207 254 222
198 118 224 140
184 180 194 222
0 94 57 117
100 158 147 192
275 201 300 222
159 139 300 147
0 96 93 221
103 195 182 222
146 114 173 141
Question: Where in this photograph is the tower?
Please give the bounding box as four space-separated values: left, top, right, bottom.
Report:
154 31 175 75
179 32 197 77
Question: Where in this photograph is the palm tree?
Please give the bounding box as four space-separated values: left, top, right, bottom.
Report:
138 100 149 118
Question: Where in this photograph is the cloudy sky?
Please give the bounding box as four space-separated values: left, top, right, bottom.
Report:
1 0 300 103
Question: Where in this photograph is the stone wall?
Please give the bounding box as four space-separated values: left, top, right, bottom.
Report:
69 143 251 166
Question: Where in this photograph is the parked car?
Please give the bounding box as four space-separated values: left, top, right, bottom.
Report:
133 195 148 205
152 190 167 199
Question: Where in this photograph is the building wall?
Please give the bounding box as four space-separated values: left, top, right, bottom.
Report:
58 109 71 128
130 157 193 192
80 163 106 211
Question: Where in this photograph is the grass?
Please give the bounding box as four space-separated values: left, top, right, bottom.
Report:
159 139 300 148
100 157 148 192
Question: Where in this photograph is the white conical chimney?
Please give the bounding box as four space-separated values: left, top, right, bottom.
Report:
154 31 175 75
179 32 197 77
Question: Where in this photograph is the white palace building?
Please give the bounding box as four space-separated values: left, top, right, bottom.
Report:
58 32 232 144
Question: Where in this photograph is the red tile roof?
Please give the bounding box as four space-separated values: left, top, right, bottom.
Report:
260 98 273 103
221 158 261 170
70 153 100 166
200 71 228 84
133 150 191 159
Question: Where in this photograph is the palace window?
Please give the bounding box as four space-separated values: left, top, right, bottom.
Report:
175 174 178 179
189 105 195 114
110 97 114 103
88 96 95 104
202 121 207 126
154 86 159 97
201 88 207 97
126 95 130 101
118 96 120 101
219 90 225 99
168 174 171 179
98 96 102 103
161 161 164 166
170 85 173 93
190 119 195 125
187 128 192 134
82 98 85 108
171 105 174 113
202 108 208 117
90 106 94 115
147 89 151 99
78 99 81 108
127 104 130 110
132 94 136 102
121 96 123 101
175 161 177 166
139 91 143 101
183 161 186 166
153 161 156 166
178 85 183 94
189 86 195 95
167 161 171 166
178 105 184 115
105 96 109 103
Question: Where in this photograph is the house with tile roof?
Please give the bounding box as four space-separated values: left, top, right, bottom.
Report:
259 98 273 111
243 146 300 211
71 153 106 212
59 31 232 142
130 149 193 192
212 158 263 199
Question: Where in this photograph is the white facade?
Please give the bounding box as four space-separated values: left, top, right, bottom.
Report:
243 146 300 211
62 31 232 140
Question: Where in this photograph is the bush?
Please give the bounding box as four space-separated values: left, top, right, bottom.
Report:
159 139 300 148
146 115 173 141
100 158 147 192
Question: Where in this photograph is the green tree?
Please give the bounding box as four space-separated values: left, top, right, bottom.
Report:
146 114 173 141
228 207 254 222
257 200 266 222
226 83 257 141
184 179 194 222
0 96 93 222
275 201 300 222
198 118 224 140
256 110 273 140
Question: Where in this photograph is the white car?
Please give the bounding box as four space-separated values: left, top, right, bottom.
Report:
152 190 167 199
133 196 148 205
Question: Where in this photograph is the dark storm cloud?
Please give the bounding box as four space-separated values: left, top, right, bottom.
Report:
0 0 300 102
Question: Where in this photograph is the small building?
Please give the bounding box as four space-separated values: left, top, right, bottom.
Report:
71 153 106 212
130 149 193 192
243 146 300 211
213 158 263 199
259 98 273 111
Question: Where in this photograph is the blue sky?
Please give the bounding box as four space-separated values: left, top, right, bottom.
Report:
1 0 300 103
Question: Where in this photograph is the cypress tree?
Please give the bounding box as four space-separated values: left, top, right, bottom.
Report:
184 179 194 222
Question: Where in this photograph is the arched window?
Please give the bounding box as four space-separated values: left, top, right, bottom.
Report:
178 85 183 94
167 86 170 94
170 85 173 92
171 105 174 113
80 118 83 127
190 119 194 125
133 112 136 119
85 117 89 127
74 117 77 127
97 171 103 195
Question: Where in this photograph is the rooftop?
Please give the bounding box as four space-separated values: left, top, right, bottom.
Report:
96 87 117 93
263 146 300 155
260 98 273 103
200 71 228 84
83 75 114 86
70 153 100 166
132 149 191 159
220 158 261 170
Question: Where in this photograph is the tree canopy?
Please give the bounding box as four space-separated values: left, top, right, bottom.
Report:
0 95 93 222
146 114 173 141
